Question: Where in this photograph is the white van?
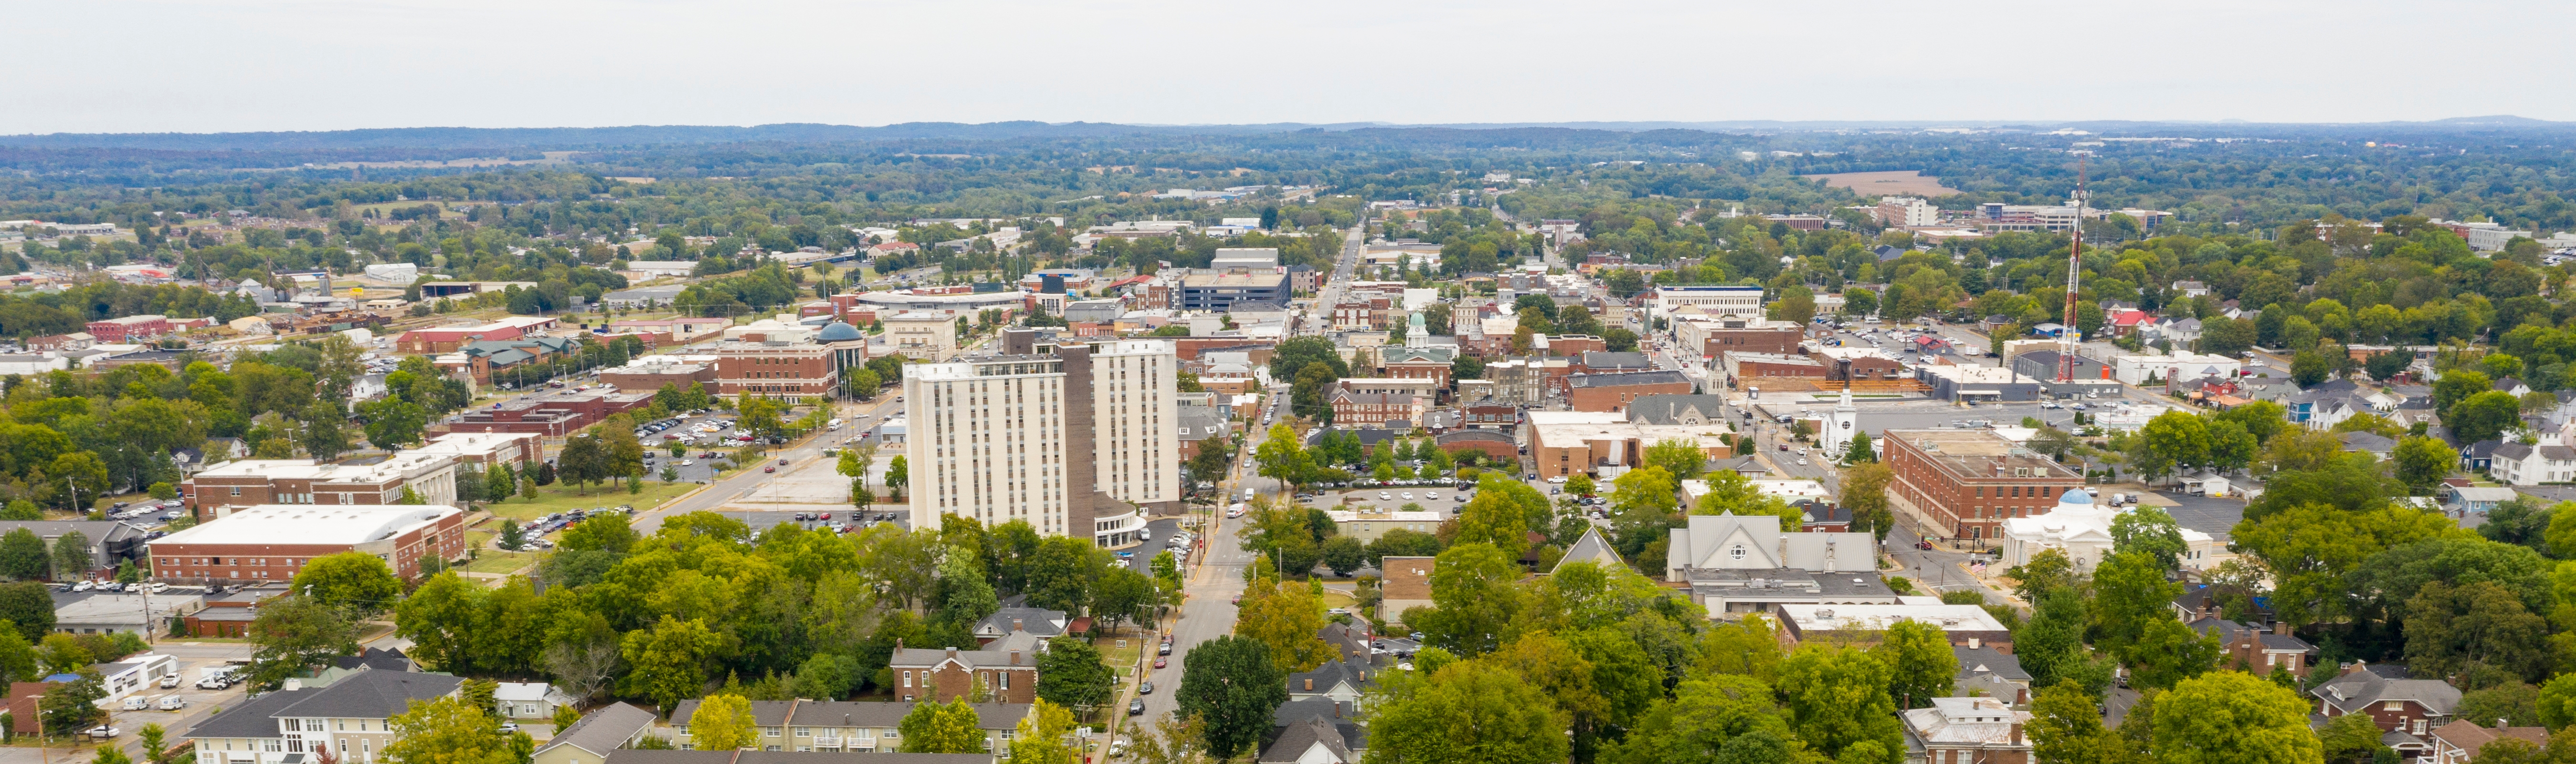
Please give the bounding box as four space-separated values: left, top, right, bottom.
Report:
122 697 148 711
156 696 186 711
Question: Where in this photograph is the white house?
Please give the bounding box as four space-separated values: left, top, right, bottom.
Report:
495 682 577 719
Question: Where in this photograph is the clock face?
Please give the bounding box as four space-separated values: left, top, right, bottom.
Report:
1842 421 1852 429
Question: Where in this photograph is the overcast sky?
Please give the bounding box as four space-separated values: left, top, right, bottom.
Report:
8 0 2570 134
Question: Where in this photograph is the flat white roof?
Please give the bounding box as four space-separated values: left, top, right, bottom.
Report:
1776 603 2009 632
150 505 458 546
192 452 453 483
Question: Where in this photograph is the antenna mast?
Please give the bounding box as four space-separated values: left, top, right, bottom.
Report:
2058 154 2088 383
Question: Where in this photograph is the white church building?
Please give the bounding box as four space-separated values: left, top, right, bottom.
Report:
1999 489 2233 573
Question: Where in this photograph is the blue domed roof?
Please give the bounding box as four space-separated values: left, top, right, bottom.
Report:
817 321 863 342
2057 488 2093 506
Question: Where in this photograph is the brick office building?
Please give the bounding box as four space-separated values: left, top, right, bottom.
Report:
86 315 171 342
1882 429 2084 542
440 390 654 437
885 632 1042 704
1566 370 1693 413
713 341 839 397
148 504 469 583
598 360 718 392
1675 318 1805 360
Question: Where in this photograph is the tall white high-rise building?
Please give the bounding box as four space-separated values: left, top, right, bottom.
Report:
902 340 1175 546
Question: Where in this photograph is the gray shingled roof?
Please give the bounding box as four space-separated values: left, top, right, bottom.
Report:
273 669 464 721
184 682 310 740
1260 715 1355 764
1953 645 2030 682
537 702 656 758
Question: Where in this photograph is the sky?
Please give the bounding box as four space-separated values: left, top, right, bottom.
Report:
7 0 2573 134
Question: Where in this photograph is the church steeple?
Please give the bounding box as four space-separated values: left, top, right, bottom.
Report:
1405 310 1429 348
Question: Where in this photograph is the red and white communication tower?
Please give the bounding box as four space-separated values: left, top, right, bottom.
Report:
2057 154 2089 383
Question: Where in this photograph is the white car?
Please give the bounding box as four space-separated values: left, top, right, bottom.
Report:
1378 491 1392 501
1798 457 1809 466
1545 476 1568 484
1424 492 1440 501
679 460 695 466
1399 492 1413 501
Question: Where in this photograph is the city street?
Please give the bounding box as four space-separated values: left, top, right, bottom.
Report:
1130 385 1287 730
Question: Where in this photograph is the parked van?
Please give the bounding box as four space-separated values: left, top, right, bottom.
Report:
156 696 186 711
122 697 148 711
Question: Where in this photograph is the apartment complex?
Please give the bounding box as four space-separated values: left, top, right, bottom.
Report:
183 668 465 764
885 312 959 360
901 340 1176 546
1881 429 2084 542
149 504 469 582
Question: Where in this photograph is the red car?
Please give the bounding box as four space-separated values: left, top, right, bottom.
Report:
1153 657 1167 669
763 466 776 473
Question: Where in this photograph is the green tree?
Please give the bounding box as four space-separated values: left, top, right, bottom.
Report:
2395 435 2458 492
2137 411 2211 485
2092 551 2185 656
40 674 105 741
2406 580 2554 683
2536 673 2576 730
298 403 351 461
1644 438 1705 478
290 552 402 615
2124 617 2221 690
2453 391 2527 445
1234 575 1336 672
359 398 427 451
1005 700 1080 764
559 516 639 553
1777 644 1906 764
1035 637 1115 711
1845 432 1877 464
1364 659 1570 764
1254 424 1315 493
1175 636 1288 759
1841 462 1897 539
2152 671 2323 764
1872 619 1958 709
885 456 909 500
2110 508 2188 571
0 530 46 580
687 694 758 751
621 616 725 712
1320 535 1366 576
246 595 356 690
2292 351 2332 386
1412 543 1531 656
0 583 55 642
382 696 522 764
2027 682 2136 764
2459 682 2543 729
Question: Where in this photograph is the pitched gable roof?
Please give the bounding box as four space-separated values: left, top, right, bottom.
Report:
1260 716 1355 764
1552 527 1625 574
536 702 656 758
273 668 464 721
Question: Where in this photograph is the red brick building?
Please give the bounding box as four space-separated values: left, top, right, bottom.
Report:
1676 318 1805 359
598 360 718 392
1882 429 2083 541
182 452 461 520
439 390 653 437
86 315 170 342
1566 370 1692 413
887 636 1042 704
1462 403 1520 429
713 342 838 397
1330 389 1426 426
1534 334 1605 356
148 504 470 582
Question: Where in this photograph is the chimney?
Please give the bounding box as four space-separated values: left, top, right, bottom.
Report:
945 646 958 658
2010 722 2024 745
284 679 302 691
1968 638 1981 649
2275 621 2291 636
1013 618 1024 633
1304 679 1314 691
1010 650 1021 666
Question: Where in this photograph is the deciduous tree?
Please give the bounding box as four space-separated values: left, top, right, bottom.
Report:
1175 636 1288 760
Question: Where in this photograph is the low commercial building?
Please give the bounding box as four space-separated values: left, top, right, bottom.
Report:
149 505 470 583
608 317 730 344
1323 508 1446 542
1566 370 1692 413
1915 365 2042 402
711 340 843 397
394 316 557 353
86 315 170 342
412 432 542 467
599 359 719 392
1774 603 2014 652
57 595 203 636
1674 318 1805 361
2111 352 2244 386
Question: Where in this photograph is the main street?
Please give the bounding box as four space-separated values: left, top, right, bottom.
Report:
1131 385 1288 728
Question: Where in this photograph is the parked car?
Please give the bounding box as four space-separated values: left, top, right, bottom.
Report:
1128 699 1145 716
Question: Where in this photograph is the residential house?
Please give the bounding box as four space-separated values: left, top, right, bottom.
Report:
2487 441 2576 487
2449 486 2519 514
532 703 657 764
1287 658 1372 705
2190 619 2316 674
182 669 466 764
886 631 1043 704
2429 721 2551 764
1953 645 2032 707
2339 432 2399 460
665 700 1030 757
2461 440 2504 473
1901 697 2031 764
495 682 577 720
1261 715 1359 764
972 607 1069 644
2313 664 2461 743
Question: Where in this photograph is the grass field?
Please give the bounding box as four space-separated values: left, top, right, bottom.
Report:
462 546 546 574
482 479 705 522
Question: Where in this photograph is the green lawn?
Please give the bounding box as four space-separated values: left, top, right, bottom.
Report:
1096 635 1147 679
482 480 704 521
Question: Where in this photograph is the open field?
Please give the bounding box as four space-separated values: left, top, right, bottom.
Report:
483 479 705 521
1802 170 1961 198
